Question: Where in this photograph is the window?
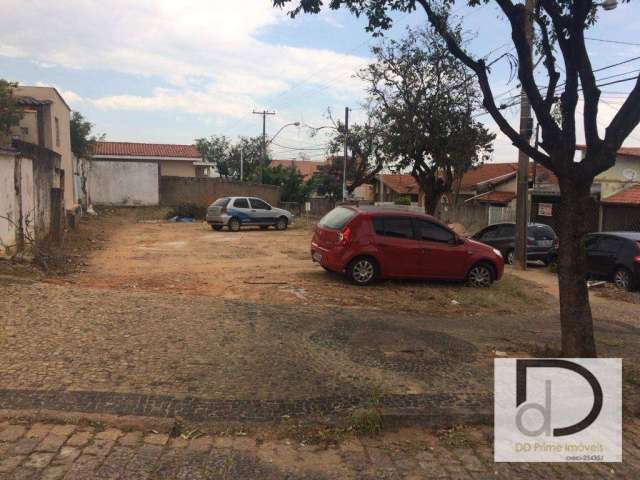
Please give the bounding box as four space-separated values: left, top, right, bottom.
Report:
318 207 356 229
373 216 414 239
479 226 499 240
599 236 623 253
233 198 249 209
497 224 516 238
249 198 270 210
55 117 60 147
21 127 29 136
213 197 230 207
415 219 454 243
529 225 555 240
584 235 600 251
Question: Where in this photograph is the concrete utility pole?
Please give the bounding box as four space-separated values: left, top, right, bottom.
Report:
343 107 350 201
240 149 244 182
514 0 535 270
253 109 276 183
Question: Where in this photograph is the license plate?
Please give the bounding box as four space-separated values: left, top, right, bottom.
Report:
538 240 553 247
312 252 323 262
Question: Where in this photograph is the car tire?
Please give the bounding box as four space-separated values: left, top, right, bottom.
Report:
466 262 495 288
228 218 241 232
613 267 636 291
260 225 269 230
211 225 223 231
275 216 288 231
347 256 378 286
505 249 515 265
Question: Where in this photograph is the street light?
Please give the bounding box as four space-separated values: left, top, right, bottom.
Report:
267 121 301 145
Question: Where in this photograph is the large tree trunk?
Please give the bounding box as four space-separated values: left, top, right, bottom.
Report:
556 177 597 357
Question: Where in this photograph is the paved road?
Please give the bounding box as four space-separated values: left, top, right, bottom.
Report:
1 420 638 479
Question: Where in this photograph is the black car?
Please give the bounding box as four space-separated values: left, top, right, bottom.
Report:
471 222 558 265
584 232 640 291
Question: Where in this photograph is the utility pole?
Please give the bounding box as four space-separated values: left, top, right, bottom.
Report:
343 107 350 201
240 149 244 182
514 0 535 270
253 109 276 183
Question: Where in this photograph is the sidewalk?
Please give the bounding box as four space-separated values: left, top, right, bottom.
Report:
1 420 637 479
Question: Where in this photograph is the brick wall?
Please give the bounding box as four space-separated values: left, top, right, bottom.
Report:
159 177 280 207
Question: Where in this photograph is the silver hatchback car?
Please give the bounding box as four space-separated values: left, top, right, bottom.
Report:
206 196 294 232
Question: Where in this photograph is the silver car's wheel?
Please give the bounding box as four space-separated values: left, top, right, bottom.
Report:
614 268 631 291
275 217 288 231
348 257 377 286
228 218 241 232
467 264 494 288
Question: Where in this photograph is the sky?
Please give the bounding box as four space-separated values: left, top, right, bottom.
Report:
1 0 639 165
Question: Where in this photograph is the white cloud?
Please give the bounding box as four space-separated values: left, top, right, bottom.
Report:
0 0 368 117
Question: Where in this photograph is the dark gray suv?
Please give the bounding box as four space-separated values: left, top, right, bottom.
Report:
472 222 558 265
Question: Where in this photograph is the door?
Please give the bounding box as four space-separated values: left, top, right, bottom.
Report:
371 216 423 277
494 223 516 254
230 197 253 224
248 197 273 224
591 236 623 277
413 219 469 279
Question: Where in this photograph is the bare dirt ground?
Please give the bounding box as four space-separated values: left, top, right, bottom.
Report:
51 208 552 317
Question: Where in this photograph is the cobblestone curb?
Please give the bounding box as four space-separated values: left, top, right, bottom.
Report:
0 389 492 425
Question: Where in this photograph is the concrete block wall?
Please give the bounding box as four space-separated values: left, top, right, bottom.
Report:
159 177 280 207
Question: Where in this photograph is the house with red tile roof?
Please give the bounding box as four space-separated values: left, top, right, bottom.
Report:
374 174 423 205
531 146 640 232
269 159 323 182
94 141 205 177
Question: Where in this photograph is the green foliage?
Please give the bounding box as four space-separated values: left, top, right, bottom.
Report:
361 24 494 213
262 164 311 203
195 135 268 181
310 157 344 198
325 112 385 194
228 136 269 181
195 135 232 178
394 196 411 205
0 79 23 144
70 111 101 159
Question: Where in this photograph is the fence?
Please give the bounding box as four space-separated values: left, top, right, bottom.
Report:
488 206 516 225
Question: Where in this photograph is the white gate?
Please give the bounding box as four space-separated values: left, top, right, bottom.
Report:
488 206 516 225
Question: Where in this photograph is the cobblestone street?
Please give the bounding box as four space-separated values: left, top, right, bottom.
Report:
2 419 640 479
2 212 640 477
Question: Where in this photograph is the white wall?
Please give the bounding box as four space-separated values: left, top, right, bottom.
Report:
20 158 35 239
0 154 16 249
89 161 159 206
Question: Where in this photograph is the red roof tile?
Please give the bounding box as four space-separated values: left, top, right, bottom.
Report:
458 163 518 190
474 191 516 205
601 184 640 205
378 174 420 195
270 159 322 181
95 141 201 159
576 145 640 158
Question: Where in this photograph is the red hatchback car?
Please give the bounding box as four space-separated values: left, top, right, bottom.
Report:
311 206 504 287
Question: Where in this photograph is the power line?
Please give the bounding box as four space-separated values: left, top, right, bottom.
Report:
585 37 640 47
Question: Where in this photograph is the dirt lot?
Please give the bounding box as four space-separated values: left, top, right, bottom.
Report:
51 208 551 316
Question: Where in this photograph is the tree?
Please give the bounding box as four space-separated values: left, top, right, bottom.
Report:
324 111 386 195
195 135 232 178
263 164 312 202
228 136 269 181
70 111 102 207
310 157 345 198
360 25 494 215
274 0 640 357
0 79 23 145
